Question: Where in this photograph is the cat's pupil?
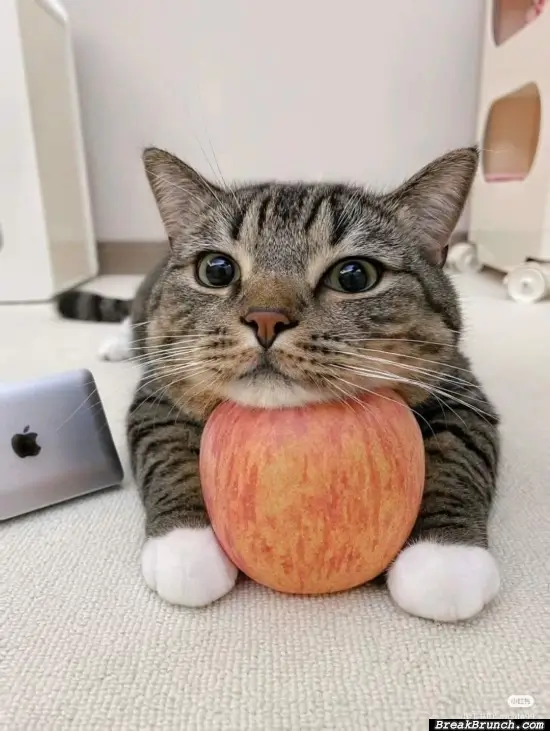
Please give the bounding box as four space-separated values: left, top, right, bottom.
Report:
205 256 235 286
338 262 368 292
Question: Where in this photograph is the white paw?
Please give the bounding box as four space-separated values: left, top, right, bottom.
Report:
141 526 238 607
387 542 500 622
98 335 131 361
98 318 132 361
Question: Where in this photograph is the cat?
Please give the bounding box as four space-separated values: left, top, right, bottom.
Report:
57 146 500 621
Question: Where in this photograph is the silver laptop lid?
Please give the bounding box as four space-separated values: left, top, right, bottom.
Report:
0 369 124 520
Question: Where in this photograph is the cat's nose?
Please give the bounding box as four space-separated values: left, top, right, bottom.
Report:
242 309 295 349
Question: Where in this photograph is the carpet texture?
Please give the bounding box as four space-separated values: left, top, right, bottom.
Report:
1 273 549 730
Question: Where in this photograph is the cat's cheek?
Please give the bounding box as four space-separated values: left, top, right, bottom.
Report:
141 526 238 607
387 542 500 622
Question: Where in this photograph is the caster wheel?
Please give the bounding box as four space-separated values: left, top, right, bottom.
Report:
446 242 482 273
504 264 549 303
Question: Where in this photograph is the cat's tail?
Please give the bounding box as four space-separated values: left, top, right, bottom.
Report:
55 290 132 323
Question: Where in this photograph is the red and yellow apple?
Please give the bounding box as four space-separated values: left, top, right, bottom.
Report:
200 389 424 595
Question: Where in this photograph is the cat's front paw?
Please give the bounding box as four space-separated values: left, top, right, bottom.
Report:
141 526 238 607
98 318 132 362
387 542 500 622
98 335 131 362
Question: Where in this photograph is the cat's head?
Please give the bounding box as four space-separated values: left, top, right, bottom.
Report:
142 147 477 412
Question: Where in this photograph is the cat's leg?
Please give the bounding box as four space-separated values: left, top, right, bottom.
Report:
128 380 237 607
387 395 500 622
99 317 133 361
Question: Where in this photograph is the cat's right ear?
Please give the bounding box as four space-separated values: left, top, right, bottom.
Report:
381 147 479 266
142 148 221 242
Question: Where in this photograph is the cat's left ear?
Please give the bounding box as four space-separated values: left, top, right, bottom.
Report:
142 147 222 244
383 147 479 266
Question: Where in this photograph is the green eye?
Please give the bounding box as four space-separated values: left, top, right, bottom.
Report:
196 253 240 288
324 258 380 293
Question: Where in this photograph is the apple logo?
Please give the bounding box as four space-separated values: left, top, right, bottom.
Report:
11 425 41 459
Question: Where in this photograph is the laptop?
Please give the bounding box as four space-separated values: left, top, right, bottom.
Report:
0 369 124 521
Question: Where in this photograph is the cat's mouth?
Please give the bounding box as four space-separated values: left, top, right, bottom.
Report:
238 353 284 380
223 351 330 408
226 371 327 410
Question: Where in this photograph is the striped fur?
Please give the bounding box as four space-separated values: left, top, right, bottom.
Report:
128 377 206 536
122 146 499 614
56 290 131 323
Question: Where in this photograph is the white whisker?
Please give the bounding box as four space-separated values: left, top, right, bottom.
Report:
331 347 475 389
332 363 493 425
327 373 438 439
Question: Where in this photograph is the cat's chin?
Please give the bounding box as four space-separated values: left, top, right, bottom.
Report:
223 379 331 409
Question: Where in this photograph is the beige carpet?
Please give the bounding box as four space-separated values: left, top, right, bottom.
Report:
1 273 549 730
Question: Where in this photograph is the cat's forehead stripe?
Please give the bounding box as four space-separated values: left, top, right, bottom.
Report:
233 182 372 251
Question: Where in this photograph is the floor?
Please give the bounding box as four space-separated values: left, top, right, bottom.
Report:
1 272 549 730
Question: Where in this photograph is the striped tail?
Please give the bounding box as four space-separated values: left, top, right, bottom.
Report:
55 290 132 323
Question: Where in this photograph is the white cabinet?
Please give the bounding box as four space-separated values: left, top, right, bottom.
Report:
0 0 97 303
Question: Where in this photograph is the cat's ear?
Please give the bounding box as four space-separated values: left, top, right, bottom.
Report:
383 147 479 265
142 147 221 242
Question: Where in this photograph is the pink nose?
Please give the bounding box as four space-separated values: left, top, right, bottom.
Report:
242 309 294 348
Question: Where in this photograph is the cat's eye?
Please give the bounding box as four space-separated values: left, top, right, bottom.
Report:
196 252 240 288
324 258 380 294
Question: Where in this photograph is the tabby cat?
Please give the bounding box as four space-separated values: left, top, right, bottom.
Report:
57 146 500 621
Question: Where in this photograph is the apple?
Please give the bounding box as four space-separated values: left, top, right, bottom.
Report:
200 389 425 595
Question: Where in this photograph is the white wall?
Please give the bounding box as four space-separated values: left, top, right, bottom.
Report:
65 0 485 242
